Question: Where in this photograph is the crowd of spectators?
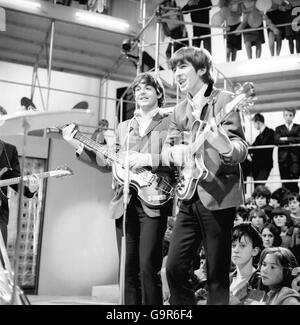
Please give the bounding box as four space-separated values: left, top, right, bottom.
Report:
162 107 300 305
159 0 300 63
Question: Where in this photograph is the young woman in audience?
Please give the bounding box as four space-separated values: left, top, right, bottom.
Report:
257 247 300 305
229 223 263 305
249 209 267 232
252 185 273 220
270 207 296 248
270 187 291 209
261 223 282 249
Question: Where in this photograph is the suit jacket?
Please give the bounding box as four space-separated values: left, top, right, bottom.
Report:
78 111 174 219
0 141 34 225
250 127 274 169
162 86 248 210
274 123 300 163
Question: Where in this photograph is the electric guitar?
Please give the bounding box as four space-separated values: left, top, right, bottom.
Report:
0 166 73 199
176 82 256 201
59 129 175 208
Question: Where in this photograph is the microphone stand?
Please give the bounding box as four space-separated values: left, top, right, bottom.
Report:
118 116 136 305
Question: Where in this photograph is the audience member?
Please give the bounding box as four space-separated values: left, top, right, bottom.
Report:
265 3 287 56
236 0 265 59
288 193 300 227
270 207 296 248
159 0 189 60
252 185 273 220
285 0 300 54
249 209 267 232
229 223 262 305
261 223 282 249
249 113 274 187
274 108 300 193
257 247 300 305
182 0 212 52
225 0 242 62
234 206 250 227
270 187 291 209
91 118 109 144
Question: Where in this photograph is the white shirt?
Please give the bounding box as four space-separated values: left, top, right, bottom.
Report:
187 84 209 120
135 107 160 137
259 125 266 134
285 123 293 132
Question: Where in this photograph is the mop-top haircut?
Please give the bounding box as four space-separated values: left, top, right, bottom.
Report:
169 46 215 85
132 72 165 108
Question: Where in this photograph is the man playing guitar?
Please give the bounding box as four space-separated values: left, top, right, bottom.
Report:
0 139 39 247
162 46 248 305
62 73 174 305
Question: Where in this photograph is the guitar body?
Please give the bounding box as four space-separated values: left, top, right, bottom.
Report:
176 82 255 201
112 161 174 207
177 120 209 201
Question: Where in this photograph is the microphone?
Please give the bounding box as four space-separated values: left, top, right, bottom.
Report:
123 114 138 207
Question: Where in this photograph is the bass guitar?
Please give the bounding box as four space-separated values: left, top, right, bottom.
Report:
176 82 256 201
59 129 175 208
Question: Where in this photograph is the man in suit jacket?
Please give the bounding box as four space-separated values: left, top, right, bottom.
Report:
274 108 300 193
0 140 39 246
162 46 248 305
249 113 274 187
62 73 174 305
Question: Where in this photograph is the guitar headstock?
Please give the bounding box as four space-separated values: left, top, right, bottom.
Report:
52 166 74 178
232 82 257 116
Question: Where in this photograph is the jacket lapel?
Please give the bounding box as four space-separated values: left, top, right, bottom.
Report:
142 112 163 137
0 141 4 157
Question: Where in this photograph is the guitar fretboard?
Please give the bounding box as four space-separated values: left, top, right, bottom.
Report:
74 132 151 177
0 171 53 188
190 93 246 155
74 132 122 164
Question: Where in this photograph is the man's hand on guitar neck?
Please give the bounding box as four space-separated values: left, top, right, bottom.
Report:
62 123 83 151
25 174 39 193
204 118 234 157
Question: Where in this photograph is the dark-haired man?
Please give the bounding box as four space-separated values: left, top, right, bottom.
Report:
275 108 300 193
249 113 274 187
62 72 174 305
162 46 248 305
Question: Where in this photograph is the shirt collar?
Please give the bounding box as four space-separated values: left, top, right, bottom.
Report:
135 107 160 124
187 83 209 111
259 126 266 134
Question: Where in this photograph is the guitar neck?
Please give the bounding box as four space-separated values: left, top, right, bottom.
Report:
190 93 246 155
74 132 121 164
0 171 52 188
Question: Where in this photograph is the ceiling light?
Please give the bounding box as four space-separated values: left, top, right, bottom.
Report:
76 11 130 33
1 0 41 10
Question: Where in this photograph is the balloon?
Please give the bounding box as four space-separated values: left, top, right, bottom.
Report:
248 9 263 28
211 10 225 27
220 6 230 20
255 0 272 12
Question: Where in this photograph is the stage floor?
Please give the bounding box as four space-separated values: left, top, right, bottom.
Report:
28 295 116 305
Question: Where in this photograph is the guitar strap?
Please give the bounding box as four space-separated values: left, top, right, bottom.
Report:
206 89 221 120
